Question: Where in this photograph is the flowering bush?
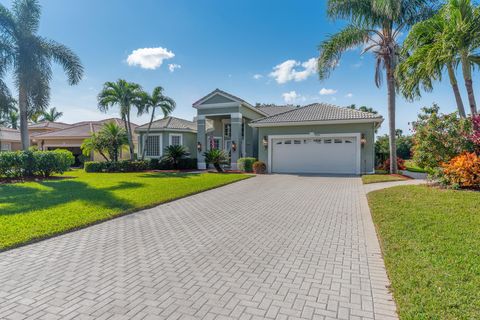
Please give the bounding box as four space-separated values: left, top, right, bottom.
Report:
378 157 406 171
468 114 480 150
442 152 480 188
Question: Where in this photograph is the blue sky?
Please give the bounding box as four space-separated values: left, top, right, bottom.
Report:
3 0 479 135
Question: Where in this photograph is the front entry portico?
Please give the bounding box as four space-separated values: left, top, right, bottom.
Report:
194 89 267 170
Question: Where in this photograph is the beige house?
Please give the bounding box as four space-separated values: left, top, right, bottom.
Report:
31 119 138 165
0 127 21 151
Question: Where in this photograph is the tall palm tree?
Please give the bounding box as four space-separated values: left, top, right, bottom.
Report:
97 79 143 160
139 86 176 160
317 0 434 174
40 107 63 122
0 0 83 149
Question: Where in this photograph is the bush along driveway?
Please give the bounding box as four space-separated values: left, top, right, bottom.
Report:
0 170 249 251
368 185 480 319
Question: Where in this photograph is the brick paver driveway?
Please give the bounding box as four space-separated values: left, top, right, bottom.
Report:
0 175 397 320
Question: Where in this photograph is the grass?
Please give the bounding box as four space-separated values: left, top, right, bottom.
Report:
368 185 480 319
0 170 249 250
362 174 409 184
404 159 428 173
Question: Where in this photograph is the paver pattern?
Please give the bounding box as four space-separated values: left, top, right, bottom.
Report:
0 175 397 320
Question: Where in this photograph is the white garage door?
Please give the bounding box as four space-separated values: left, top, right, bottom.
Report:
271 136 358 174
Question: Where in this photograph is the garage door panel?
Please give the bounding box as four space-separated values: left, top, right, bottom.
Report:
272 137 358 174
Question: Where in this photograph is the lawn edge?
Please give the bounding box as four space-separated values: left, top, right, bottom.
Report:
0 174 253 253
362 174 412 185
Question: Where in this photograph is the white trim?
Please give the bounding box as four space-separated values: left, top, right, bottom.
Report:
168 133 183 146
267 133 362 175
195 102 239 109
250 119 383 128
43 143 81 148
143 133 163 158
193 92 268 116
193 91 240 107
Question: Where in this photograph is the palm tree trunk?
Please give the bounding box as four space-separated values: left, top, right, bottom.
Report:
141 108 155 160
386 61 398 174
126 112 135 159
18 85 30 150
461 55 477 115
447 63 466 118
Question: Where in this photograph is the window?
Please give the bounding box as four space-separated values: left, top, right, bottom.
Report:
334 138 343 144
224 124 231 138
169 134 183 146
284 140 292 144
145 135 161 157
294 140 301 144
209 137 222 150
324 139 332 144
276 141 283 145
241 123 245 137
313 139 322 144
0 142 11 151
344 139 353 144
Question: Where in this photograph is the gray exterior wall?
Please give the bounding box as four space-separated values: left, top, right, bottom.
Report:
138 131 197 158
256 122 377 174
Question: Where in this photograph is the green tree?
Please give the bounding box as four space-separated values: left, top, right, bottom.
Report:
139 86 175 160
97 80 143 160
412 104 474 170
81 122 128 162
347 104 378 114
40 107 63 122
0 0 83 149
317 0 434 173
163 145 188 169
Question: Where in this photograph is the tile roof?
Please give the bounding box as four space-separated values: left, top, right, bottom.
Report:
0 127 20 141
33 118 137 139
255 105 298 116
136 116 197 132
28 121 71 130
250 103 383 125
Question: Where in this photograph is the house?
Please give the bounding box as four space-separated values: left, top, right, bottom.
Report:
139 89 383 174
31 118 138 165
0 126 21 151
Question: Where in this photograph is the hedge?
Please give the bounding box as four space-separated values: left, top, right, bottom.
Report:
84 158 198 173
238 157 256 172
0 150 75 178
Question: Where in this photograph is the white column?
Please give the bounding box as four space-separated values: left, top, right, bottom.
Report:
230 113 242 170
197 115 207 169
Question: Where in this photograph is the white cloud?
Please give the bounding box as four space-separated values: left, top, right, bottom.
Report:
282 91 299 103
168 63 181 72
127 47 175 70
319 88 337 95
253 74 263 80
345 93 353 98
269 57 317 84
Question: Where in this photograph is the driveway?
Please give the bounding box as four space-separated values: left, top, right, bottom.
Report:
0 175 396 320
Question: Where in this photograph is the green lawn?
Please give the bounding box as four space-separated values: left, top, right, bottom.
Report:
368 186 480 319
0 170 249 250
362 174 409 184
404 159 428 173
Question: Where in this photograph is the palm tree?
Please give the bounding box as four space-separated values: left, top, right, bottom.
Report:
81 132 109 162
163 145 188 169
81 122 128 162
317 0 434 174
139 86 176 160
40 107 63 122
0 0 83 149
203 149 229 172
97 80 143 160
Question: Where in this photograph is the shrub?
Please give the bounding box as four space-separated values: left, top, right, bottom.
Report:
84 161 106 173
253 161 266 174
0 151 23 178
378 157 406 171
412 104 474 170
33 150 74 177
238 157 256 172
84 160 149 173
148 157 197 170
375 133 413 166
442 153 480 188
203 149 229 172
163 145 188 169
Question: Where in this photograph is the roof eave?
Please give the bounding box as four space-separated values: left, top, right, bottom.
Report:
249 118 384 128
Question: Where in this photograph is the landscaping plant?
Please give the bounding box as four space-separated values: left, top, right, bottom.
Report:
253 161 266 174
442 152 480 188
203 149 229 172
163 145 188 169
238 157 256 172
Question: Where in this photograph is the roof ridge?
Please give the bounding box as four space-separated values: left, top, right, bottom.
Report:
251 104 310 123
337 105 382 117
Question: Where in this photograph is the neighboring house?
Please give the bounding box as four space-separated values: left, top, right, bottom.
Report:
0 127 21 151
31 118 138 165
135 116 197 158
140 89 383 174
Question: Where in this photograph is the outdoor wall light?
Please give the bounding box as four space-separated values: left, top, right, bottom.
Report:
262 136 268 148
232 141 237 152
360 134 367 146
197 142 202 152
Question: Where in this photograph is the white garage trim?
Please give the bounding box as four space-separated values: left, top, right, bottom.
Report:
267 133 361 174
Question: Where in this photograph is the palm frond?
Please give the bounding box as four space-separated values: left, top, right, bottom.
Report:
41 38 83 85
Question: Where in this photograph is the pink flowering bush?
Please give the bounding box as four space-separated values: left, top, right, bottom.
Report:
468 115 480 149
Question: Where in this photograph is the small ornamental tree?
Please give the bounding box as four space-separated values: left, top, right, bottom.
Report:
468 115 480 152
